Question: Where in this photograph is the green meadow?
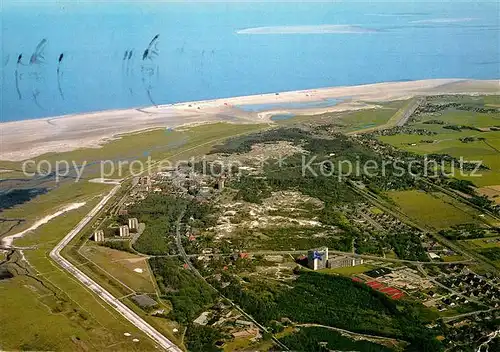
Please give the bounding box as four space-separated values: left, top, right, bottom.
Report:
0 122 269 351
277 99 408 133
388 190 483 230
379 103 500 187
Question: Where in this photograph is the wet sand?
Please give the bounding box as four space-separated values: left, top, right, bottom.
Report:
1 79 498 161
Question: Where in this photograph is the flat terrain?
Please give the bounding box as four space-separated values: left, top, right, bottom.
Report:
0 122 272 351
1 79 498 161
319 264 375 276
379 96 500 187
2 87 500 351
0 203 159 351
79 245 156 294
388 190 482 230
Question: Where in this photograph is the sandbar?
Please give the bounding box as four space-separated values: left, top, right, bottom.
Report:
1 79 498 161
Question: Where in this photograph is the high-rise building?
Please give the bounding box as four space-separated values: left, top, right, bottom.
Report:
139 176 152 190
307 247 329 270
128 218 139 230
119 225 130 237
93 230 105 242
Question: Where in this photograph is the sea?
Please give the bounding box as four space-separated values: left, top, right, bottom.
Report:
1 1 499 122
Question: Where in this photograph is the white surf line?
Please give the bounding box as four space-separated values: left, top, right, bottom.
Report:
49 185 181 352
1 202 86 248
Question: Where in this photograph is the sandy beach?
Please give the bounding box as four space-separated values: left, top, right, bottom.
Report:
1 79 498 162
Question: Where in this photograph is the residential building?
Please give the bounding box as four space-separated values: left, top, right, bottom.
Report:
128 218 139 230
328 255 363 269
119 225 130 237
93 230 105 242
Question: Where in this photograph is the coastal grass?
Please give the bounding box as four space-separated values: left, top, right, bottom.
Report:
1 205 159 351
281 99 408 132
20 122 268 180
1 122 269 239
483 95 500 106
344 99 414 134
0 275 143 352
387 190 481 230
340 102 404 133
0 122 274 351
13 191 184 351
0 181 109 238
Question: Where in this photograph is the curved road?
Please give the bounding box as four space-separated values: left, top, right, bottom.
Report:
49 185 181 352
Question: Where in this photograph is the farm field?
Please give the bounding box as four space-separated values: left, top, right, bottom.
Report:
441 255 466 262
461 236 500 250
461 237 500 269
478 185 500 204
379 99 500 187
388 190 482 230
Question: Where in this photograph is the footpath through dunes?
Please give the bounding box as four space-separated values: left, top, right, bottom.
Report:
1 79 498 162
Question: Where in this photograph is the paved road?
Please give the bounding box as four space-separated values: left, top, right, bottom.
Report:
50 185 181 352
173 209 290 351
396 97 425 127
154 249 471 266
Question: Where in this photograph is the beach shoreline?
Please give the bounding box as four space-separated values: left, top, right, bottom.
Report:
1 78 498 162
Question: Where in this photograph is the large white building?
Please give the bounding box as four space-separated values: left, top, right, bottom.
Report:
93 230 105 242
306 247 363 270
119 225 130 237
128 218 139 231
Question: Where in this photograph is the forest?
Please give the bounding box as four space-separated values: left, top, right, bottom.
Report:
127 193 216 255
128 194 187 255
217 269 442 351
149 257 216 325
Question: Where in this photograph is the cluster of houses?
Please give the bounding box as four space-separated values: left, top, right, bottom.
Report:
438 271 500 308
368 209 415 233
154 165 226 201
445 310 500 351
